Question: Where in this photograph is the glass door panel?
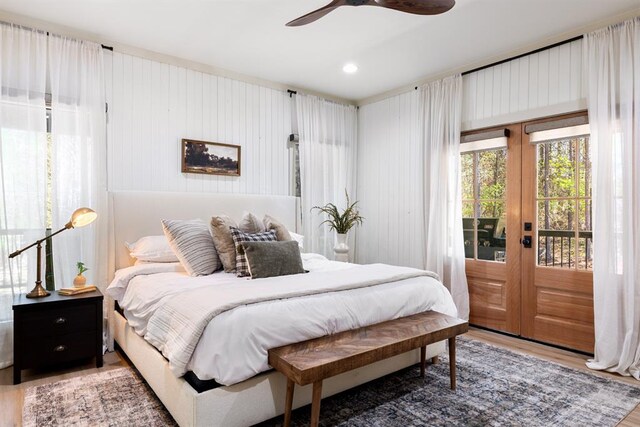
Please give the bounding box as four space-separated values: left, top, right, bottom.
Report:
461 148 507 262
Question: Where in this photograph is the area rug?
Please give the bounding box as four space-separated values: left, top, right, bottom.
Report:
22 367 176 427
259 338 640 427
22 338 640 427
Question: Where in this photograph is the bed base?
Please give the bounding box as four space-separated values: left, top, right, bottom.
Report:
113 310 445 427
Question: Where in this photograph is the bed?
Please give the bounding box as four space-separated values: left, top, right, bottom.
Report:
107 191 456 427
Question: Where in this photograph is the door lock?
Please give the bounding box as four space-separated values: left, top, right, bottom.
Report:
521 236 532 248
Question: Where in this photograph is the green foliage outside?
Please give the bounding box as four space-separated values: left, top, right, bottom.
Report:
461 137 592 269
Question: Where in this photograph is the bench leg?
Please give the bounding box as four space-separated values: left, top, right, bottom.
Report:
420 346 426 378
431 355 439 365
449 337 457 390
284 378 294 427
310 381 322 427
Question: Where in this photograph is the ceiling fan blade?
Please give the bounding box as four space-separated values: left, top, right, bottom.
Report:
286 0 346 27
373 0 454 15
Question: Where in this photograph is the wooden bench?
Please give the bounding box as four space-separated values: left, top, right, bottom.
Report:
268 310 468 427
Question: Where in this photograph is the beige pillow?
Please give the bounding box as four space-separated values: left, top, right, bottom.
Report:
263 214 292 241
210 215 239 272
238 212 266 234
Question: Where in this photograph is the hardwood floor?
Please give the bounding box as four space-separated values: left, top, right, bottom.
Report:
0 329 638 426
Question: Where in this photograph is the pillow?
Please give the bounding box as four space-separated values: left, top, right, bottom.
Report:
125 235 178 263
229 227 277 277
210 215 239 272
289 231 304 250
238 212 266 234
162 219 221 276
263 214 292 241
241 240 305 279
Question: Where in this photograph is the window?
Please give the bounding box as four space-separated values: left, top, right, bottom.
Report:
461 146 508 262
536 135 592 269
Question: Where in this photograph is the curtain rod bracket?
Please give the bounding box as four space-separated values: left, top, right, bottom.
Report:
287 89 297 98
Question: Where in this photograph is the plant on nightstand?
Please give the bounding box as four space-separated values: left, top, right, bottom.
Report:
313 190 364 262
73 262 88 288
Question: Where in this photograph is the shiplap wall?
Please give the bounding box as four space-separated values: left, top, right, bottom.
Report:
356 39 586 266
461 39 585 130
104 51 292 195
355 90 424 267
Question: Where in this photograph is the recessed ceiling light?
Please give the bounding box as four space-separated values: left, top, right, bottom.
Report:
342 63 358 74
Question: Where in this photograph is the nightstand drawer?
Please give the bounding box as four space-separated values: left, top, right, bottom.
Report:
19 304 96 338
20 331 96 368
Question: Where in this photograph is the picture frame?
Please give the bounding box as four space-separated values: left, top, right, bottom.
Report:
181 139 241 177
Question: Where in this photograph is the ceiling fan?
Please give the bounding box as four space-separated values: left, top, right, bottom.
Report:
286 0 455 27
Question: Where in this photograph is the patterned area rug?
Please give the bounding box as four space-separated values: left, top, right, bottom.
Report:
259 338 640 427
22 338 640 427
22 368 176 427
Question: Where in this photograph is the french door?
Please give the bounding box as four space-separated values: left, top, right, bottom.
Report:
463 112 594 353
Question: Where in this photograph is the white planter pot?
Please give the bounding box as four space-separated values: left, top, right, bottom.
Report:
334 233 349 262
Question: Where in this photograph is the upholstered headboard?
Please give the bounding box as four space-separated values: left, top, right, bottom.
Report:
108 191 299 275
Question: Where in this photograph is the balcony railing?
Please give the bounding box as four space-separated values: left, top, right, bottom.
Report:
538 229 593 269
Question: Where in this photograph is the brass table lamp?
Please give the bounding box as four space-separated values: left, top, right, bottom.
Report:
8 207 97 298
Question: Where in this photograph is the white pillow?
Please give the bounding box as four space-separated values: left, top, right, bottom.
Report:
289 231 304 250
125 236 179 263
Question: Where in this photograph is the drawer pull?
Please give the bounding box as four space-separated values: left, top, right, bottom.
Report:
54 345 67 352
54 317 67 325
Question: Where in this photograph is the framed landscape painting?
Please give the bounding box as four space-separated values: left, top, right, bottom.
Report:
181 139 241 177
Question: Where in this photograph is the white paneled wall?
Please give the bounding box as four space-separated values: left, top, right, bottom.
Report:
104 51 292 195
355 91 424 268
461 39 585 130
357 40 586 267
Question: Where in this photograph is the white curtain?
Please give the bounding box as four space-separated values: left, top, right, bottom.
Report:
48 35 109 348
0 24 48 368
584 18 640 379
297 94 358 258
419 75 469 320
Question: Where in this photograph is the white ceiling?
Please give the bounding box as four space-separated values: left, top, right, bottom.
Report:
0 0 639 101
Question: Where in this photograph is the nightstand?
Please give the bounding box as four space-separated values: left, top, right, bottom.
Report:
12 289 103 385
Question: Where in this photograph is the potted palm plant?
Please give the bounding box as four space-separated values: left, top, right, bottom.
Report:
313 190 364 262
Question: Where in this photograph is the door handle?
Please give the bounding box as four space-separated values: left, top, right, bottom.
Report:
521 236 532 248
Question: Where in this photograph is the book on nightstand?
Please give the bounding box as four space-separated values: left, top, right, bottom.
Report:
58 285 97 296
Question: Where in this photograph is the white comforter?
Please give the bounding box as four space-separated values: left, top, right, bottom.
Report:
107 254 457 386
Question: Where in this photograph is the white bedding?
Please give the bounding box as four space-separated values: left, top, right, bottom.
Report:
107 254 457 386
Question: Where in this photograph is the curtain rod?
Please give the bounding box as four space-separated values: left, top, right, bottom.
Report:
101 44 113 51
461 34 584 76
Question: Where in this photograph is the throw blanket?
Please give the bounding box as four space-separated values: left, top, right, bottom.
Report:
145 263 440 376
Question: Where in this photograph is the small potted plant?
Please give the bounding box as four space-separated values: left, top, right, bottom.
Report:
313 190 364 262
73 262 89 288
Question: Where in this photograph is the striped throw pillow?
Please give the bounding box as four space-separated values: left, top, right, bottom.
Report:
229 227 277 277
162 219 221 276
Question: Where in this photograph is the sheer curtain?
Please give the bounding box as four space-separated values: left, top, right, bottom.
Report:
584 18 640 379
48 35 109 347
296 94 357 258
0 24 47 368
419 75 469 320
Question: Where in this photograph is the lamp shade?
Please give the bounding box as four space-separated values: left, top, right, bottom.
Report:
69 207 97 228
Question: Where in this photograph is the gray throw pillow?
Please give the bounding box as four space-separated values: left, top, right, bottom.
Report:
238 212 266 234
161 219 221 276
240 240 305 279
229 227 277 277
